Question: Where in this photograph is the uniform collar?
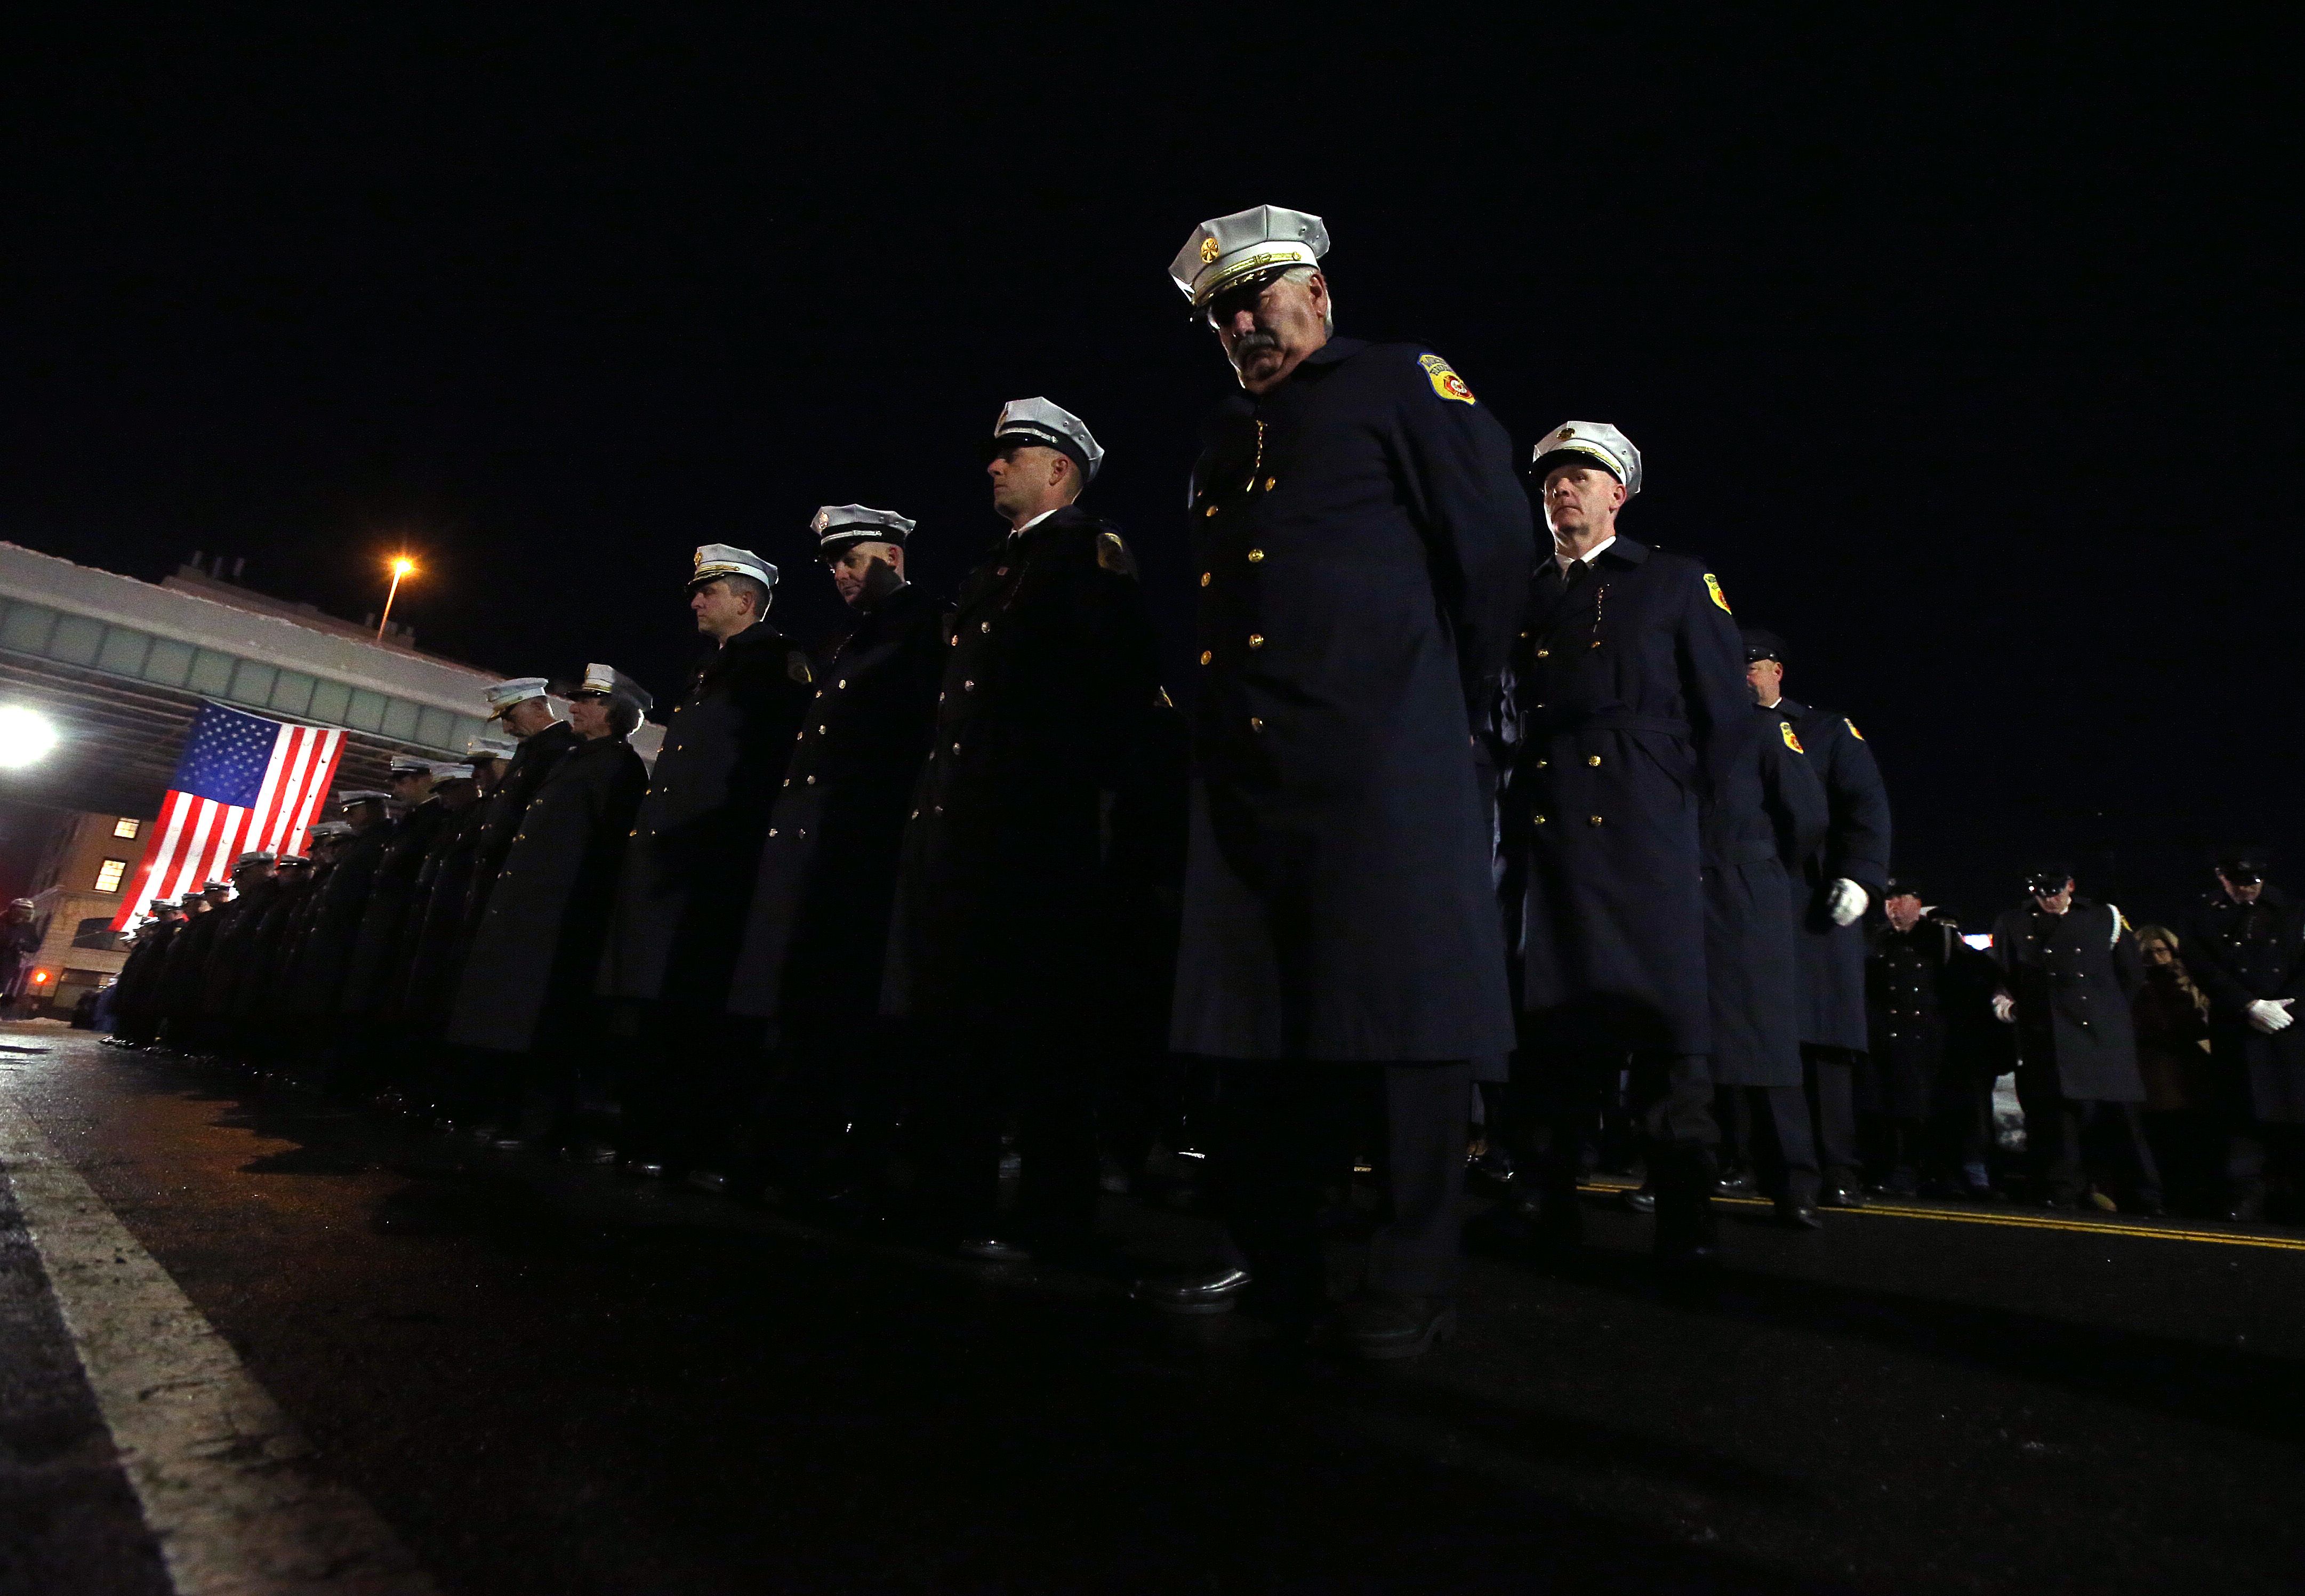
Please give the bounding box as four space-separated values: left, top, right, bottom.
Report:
1009 504 1065 539
1298 335 1367 368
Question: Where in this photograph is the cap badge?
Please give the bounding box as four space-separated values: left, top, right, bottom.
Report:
1704 573 1733 613
1418 353 1475 405
1779 720 1805 754
1200 235 1221 264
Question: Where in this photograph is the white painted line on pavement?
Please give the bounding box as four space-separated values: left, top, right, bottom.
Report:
0 1092 438 1596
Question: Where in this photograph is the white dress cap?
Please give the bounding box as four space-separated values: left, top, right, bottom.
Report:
692 543 778 593
1530 421 1644 497
1169 205 1331 307
991 397 1104 484
464 731 517 759
337 789 391 806
810 506 918 554
574 664 655 716
307 820 355 837
232 849 277 868
388 754 435 775
431 765 476 783
485 677 551 712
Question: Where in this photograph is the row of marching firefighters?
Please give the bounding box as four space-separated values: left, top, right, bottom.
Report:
99 203 2305 1361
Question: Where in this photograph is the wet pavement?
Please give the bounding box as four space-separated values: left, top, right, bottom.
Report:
4 1020 2302 1594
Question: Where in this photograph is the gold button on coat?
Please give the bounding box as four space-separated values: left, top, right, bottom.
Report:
1199 650 1213 665
1587 754 1602 767
1589 815 1604 826
1247 548 1264 562
1199 572 1211 587
1248 634 1265 649
1248 716 1264 731
1533 812 1548 824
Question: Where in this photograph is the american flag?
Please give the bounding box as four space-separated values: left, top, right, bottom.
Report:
110 701 347 929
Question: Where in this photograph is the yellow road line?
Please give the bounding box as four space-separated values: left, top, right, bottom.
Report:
1572 1180 2305 1252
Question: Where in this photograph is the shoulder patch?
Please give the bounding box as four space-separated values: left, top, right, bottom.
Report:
1844 717 1864 740
1417 352 1476 405
787 652 813 685
1096 530 1138 576
1778 720 1805 753
1704 573 1732 613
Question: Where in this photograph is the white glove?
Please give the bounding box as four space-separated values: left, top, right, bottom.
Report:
1825 878 1869 927
1991 993 2016 1024
2246 998 2294 1034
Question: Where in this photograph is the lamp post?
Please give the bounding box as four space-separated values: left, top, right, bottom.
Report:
376 557 416 643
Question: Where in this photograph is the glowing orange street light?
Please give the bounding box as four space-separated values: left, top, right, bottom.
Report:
377 556 417 643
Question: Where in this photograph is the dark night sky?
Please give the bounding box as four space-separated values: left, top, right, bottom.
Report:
3 13 2295 926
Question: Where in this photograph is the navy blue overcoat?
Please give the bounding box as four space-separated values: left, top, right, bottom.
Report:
1512 536 1752 1056
1779 697 1892 1049
1169 338 1530 1062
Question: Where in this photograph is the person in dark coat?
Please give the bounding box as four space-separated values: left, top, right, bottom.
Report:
2130 922 2216 1214
1868 880 2012 1197
452 665 652 1148
1991 867 2162 1212
884 397 1179 1261
728 505 945 1201
1746 627 1893 1207
285 793 392 1078
1503 420 1749 1274
230 855 313 1064
2180 849 2305 1221
1138 208 1527 1356
598 543 814 1181
155 882 231 1046
199 852 281 1056
461 681 580 944
0 899 43 1016
109 899 184 1045
394 767 490 1041
1706 705 1831 1225
337 759 453 1095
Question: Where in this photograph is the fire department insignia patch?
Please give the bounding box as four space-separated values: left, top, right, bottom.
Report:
1779 720 1805 753
1845 718 1865 740
1704 573 1732 613
1418 352 1475 404
1096 531 1138 576
1200 235 1221 264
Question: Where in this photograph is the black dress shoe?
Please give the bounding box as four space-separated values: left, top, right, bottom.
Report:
1715 1167 1756 1197
1775 1199 1824 1230
1133 1266 1254 1316
1338 1294 1457 1360
1818 1183 1865 1209
1621 1185 1657 1215
619 1158 669 1180
685 1169 730 1196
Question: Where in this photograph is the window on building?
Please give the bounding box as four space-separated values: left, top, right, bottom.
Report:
93 859 127 893
72 918 121 950
114 817 140 838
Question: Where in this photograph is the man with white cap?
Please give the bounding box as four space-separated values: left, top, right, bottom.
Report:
882 399 1180 1260
198 849 282 1056
730 506 945 1205
1152 206 1531 1355
599 544 814 1183
1501 421 1753 1271
464 679 581 938
454 664 653 1150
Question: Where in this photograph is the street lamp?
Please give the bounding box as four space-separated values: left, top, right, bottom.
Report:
0 704 60 769
376 556 417 643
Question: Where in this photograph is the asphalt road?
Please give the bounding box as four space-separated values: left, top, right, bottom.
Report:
4 1020 2302 1594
